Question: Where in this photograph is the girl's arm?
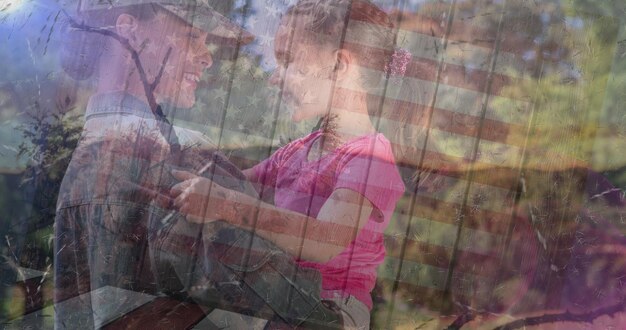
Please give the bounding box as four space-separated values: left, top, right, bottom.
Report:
171 170 373 263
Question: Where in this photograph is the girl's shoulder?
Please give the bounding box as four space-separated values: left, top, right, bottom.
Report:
280 131 321 152
335 133 406 208
290 130 323 147
340 133 396 163
271 130 322 163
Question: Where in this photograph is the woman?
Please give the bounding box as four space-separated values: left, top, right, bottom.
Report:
172 0 421 327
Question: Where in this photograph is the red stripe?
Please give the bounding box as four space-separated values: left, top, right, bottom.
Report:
159 227 524 281
397 148 521 187
384 281 444 299
382 278 529 309
228 146 524 191
387 11 551 64
396 161 521 192
333 87 526 147
343 42 523 98
384 239 501 277
403 195 517 235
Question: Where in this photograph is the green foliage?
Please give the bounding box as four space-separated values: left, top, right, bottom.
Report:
374 1 626 325
17 96 82 226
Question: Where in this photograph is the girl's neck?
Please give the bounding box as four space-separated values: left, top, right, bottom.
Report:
317 107 377 154
323 91 377 144
308 113 375 162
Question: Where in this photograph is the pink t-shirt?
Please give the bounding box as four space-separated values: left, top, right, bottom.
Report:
252 130 405 309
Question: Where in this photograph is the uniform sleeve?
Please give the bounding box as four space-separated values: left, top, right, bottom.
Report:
334 141 405 222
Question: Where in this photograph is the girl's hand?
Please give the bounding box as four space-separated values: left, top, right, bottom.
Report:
170 170 234 223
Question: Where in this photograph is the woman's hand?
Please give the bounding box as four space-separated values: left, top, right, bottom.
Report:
170 170 236 223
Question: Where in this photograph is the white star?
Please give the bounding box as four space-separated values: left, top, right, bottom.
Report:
154 13 170 24
219 60 235 76
142 40 161 57
166 34 186 47
231 78 245 93
287 70 306 87
257 33 274 47
236 58 252 72
213 86 229 103
163 63 177 76
246 92 262 105
246 16 259 30
205 43 219 54
266 5 282 18
300 91 316 104
227 105 245 120
251 66 266 80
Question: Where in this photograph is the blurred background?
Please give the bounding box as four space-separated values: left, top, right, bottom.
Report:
0 0 625 328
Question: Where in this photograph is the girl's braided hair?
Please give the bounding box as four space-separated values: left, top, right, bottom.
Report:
285 0 427 163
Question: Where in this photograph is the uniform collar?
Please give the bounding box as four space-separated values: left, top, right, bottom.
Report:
85 92 154 120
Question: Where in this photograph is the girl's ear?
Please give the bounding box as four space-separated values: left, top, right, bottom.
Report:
333 49 353 79
116 13 140 45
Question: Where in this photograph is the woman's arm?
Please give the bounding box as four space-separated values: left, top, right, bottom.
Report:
171 170 373 263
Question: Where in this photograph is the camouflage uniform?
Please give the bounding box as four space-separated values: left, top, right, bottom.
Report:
54 92 204 326
55 92 341 329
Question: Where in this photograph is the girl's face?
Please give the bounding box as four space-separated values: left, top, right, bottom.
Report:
269 16 340 122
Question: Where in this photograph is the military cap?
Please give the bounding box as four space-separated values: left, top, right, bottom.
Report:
64 0 253 44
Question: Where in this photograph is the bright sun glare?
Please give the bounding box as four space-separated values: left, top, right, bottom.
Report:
0 0 24 13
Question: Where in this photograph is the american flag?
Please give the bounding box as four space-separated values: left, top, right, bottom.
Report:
203 0 604 320
341 1 617 323
342 1 548 318
205 0 545 315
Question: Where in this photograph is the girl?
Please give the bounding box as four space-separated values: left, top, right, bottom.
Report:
172 0 421 327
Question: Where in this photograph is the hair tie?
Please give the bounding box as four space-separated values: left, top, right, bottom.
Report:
385 48 412 78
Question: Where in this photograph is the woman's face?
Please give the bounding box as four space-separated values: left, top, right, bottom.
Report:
269 16 340 122
135 12 213 109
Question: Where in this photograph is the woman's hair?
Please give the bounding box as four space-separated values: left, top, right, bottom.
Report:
285 0 427 163
60 4 161 81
